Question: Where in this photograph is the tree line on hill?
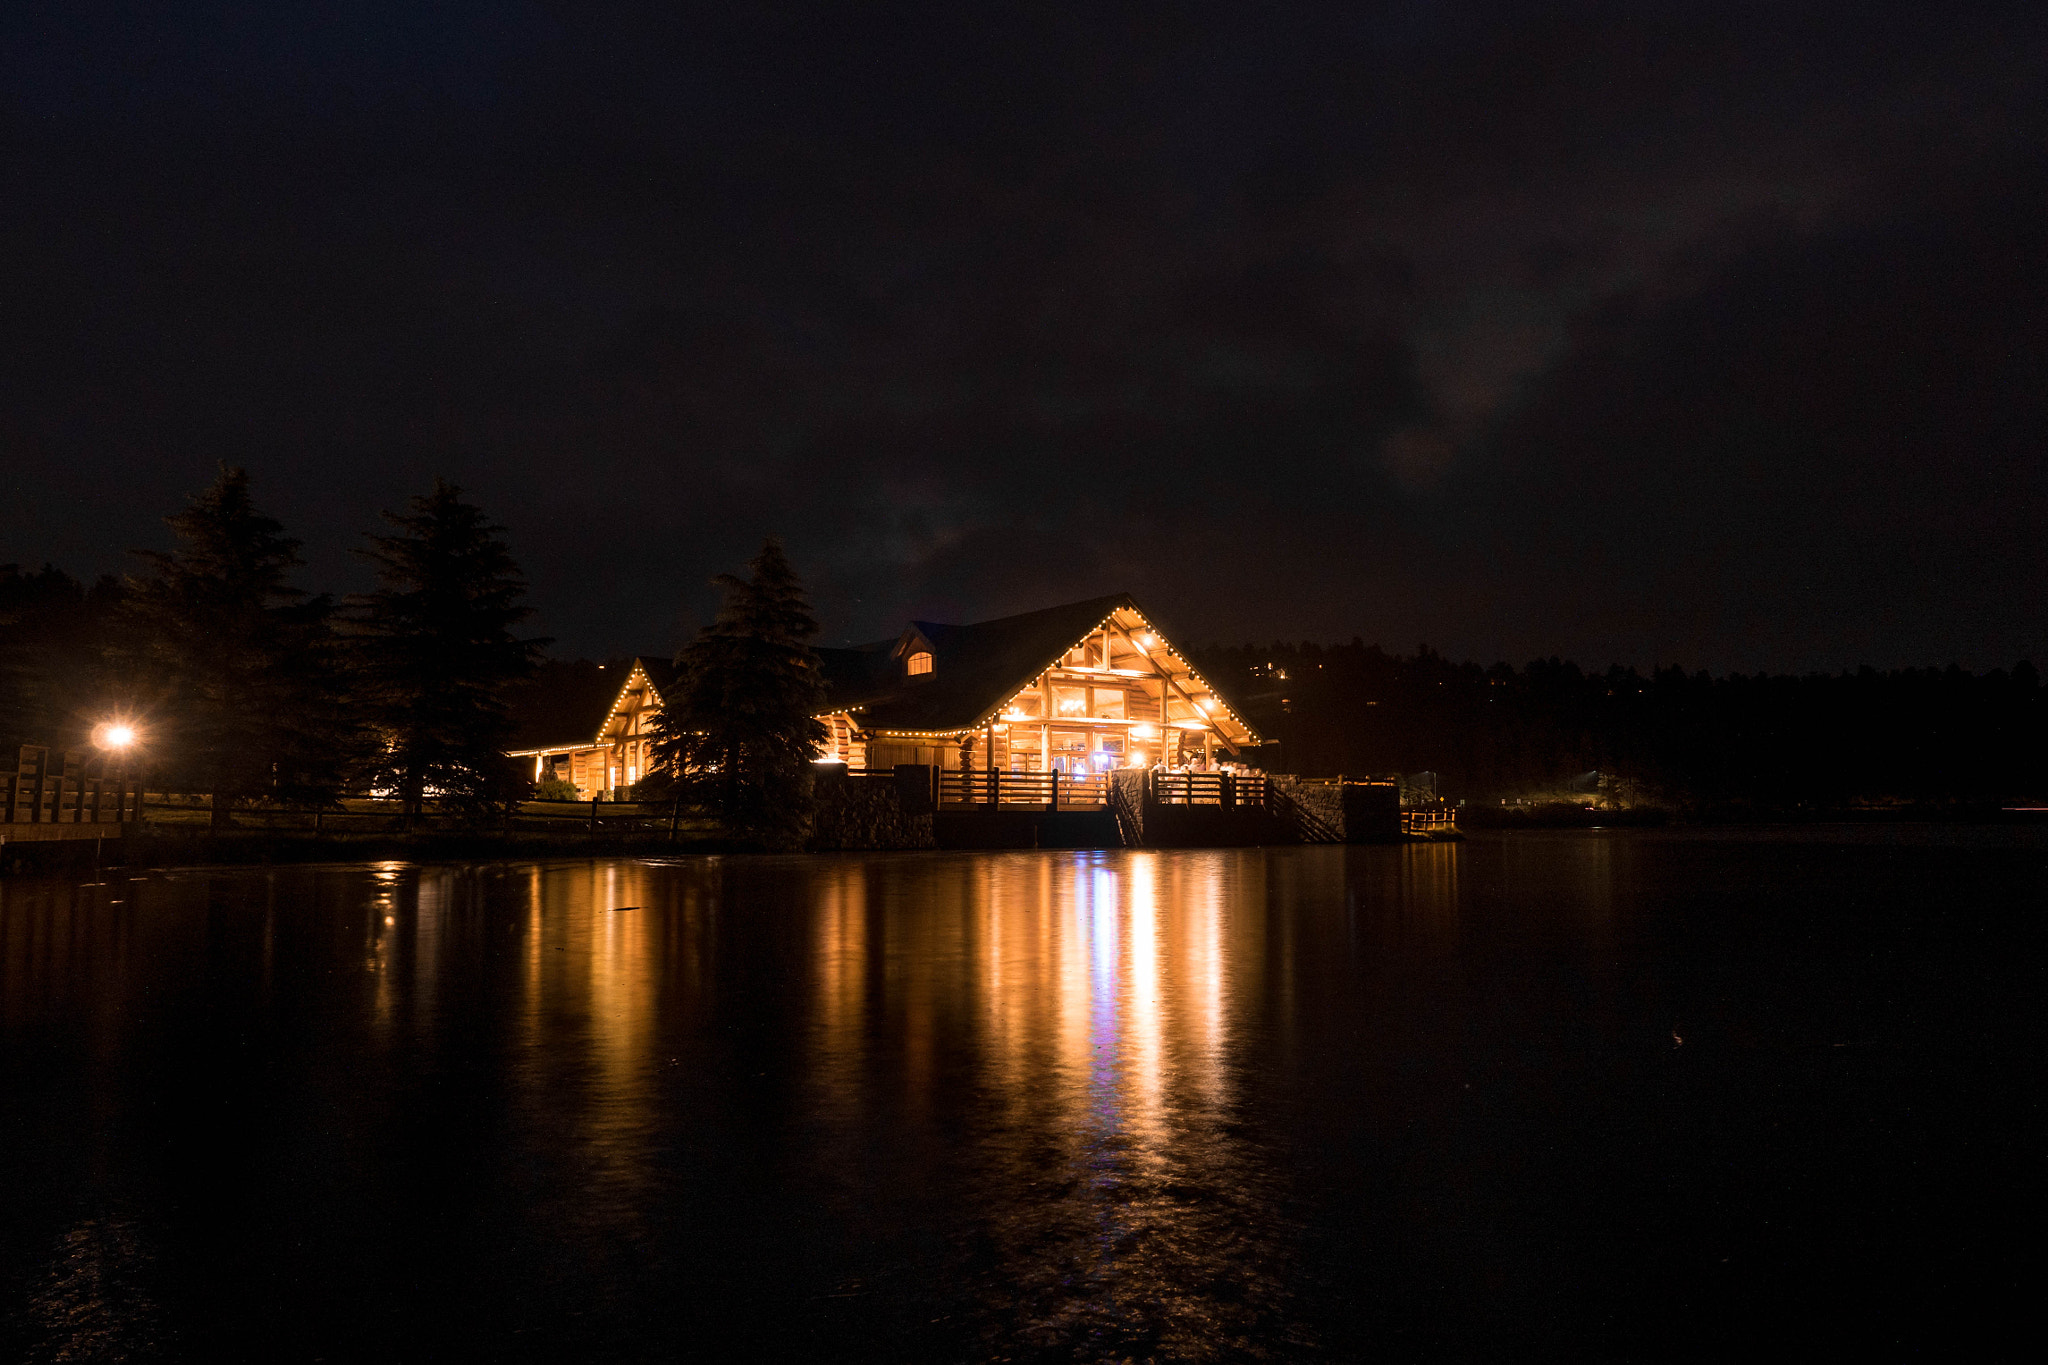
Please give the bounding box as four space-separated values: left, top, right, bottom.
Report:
1191 638 2047 813
1 468 829 846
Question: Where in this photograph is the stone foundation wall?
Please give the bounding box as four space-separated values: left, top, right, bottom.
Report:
810 779 937 851
1109 770 1147 845
1269 779 1401 841
1286 782 1344 835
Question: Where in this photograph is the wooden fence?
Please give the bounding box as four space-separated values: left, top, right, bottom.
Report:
0 742 720 840
121 794 701 837
2 746 137 837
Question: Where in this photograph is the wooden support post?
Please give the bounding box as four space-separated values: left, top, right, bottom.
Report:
589 797 600 834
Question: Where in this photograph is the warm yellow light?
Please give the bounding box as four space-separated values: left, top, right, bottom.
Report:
1131 723 1158 738
1139 634 1156 648
93 722 137 751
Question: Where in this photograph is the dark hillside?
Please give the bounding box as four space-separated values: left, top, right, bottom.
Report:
1193 638 2047 811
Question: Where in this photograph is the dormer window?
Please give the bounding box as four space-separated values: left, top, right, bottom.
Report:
907 650 934 676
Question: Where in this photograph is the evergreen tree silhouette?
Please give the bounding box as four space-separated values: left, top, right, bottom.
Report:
651 539 826 848
0 564 126 749
354 480 545 824
125 467 354 827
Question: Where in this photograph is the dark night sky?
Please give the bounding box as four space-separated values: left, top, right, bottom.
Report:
3 2 2043 670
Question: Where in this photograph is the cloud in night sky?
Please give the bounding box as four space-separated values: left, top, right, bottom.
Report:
2 1 2042 670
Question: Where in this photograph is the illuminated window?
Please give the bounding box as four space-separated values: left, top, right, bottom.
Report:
1009 693 1043 718
1053 685 1087 716
1050 730 1088 771
1090 688 1126 720
907 651 933 676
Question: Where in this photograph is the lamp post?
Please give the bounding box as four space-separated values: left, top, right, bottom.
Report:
91 721 140 828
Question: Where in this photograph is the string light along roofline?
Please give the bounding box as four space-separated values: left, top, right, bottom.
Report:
593 661 667 746
966 604 1259 741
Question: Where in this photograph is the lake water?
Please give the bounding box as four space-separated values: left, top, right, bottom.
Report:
2 832 2039 1360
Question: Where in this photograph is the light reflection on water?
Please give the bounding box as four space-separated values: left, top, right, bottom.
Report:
800 852 1282 1356
6 835 2019 1358
519 850 1319 1355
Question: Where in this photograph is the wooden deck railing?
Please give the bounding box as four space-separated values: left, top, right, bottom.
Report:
1145 771 1269 807
1402 802 1459 834
926 767 1275 812
933 768 1108 809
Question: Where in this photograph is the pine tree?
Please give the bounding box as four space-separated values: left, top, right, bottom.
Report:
354 480 545 823
0 564 127 749
124 467 355 828
650 539 826 848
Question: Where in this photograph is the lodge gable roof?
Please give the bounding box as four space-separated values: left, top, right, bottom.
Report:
506 657 646 752
817 592 1152 734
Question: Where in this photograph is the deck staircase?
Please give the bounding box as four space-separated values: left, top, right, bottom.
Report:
1264 782 1344 844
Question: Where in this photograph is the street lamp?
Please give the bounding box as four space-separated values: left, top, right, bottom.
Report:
92 722 138 753
91 721 140 828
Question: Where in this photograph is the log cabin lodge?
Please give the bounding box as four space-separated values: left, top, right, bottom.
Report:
509 593 1260 801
